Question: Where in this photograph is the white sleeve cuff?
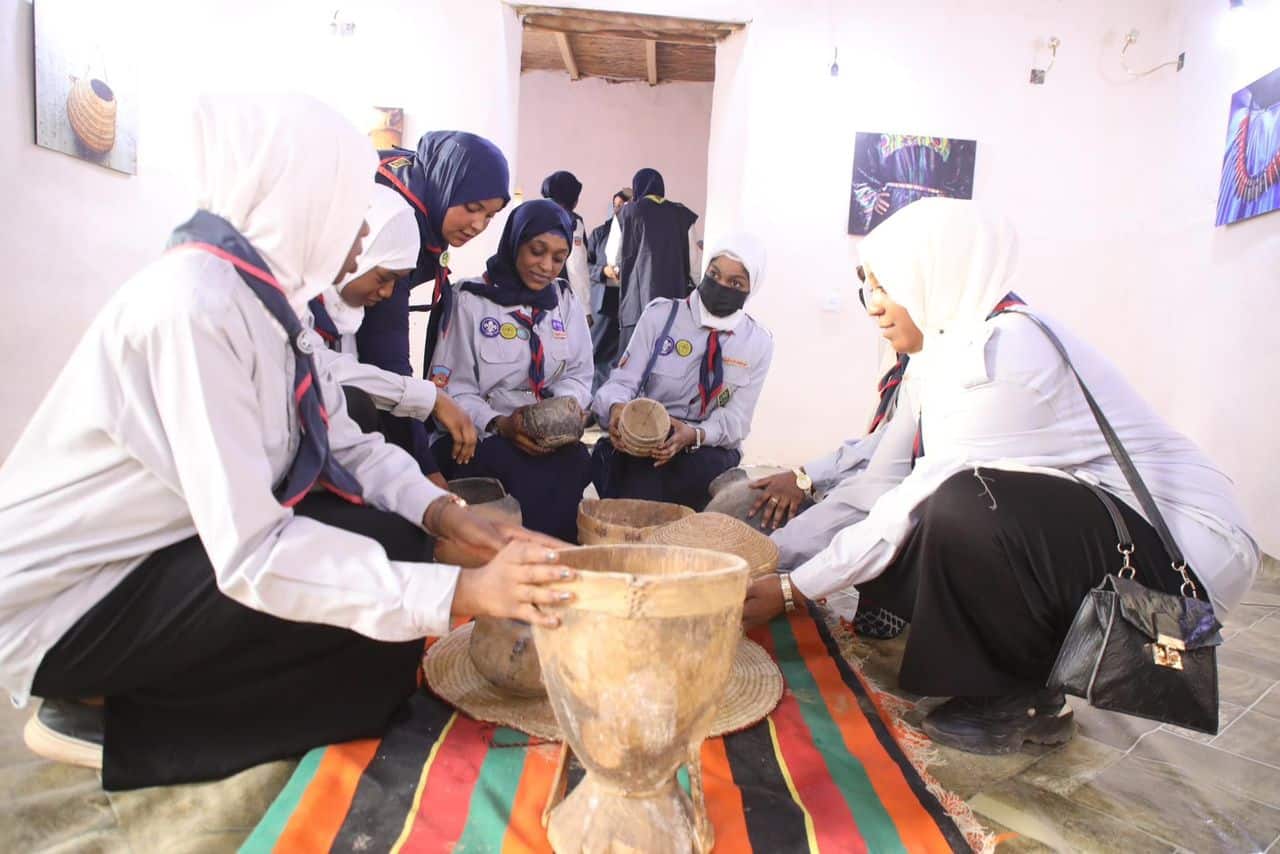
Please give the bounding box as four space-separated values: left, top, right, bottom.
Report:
390 379 438 421
397 561 461 637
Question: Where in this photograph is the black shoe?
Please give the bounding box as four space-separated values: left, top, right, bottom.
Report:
922 688 1075 755
852 607 907 640
23 699 104 769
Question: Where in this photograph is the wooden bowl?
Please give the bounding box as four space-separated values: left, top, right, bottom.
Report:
577 498 695 546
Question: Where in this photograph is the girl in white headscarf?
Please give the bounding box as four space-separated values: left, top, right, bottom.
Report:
591 230 774 510
0 93 571 789
306 185 478 478
744 198 1259 755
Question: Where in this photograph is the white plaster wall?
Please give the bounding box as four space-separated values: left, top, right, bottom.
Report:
514 71 711 251
700 0 1280 553
0 0 522 456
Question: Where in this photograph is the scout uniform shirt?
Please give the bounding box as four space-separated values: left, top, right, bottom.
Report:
592 296 773 449
429 280 594 433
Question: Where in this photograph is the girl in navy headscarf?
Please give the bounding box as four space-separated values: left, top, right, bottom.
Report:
540 170 592 318
428 200 595 541
357 131 511 484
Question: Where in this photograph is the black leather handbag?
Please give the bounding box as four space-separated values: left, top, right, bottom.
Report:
1008 309 1223 735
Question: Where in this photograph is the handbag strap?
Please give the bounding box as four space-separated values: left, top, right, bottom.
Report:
1072 476 1142 580
637 299 682 397
1001 308 1200 598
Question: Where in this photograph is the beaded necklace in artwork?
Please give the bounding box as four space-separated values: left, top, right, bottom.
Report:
1231 107 1280 202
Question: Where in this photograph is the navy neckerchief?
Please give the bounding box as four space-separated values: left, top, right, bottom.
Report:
462 274 564 400
308 294 341 351
168 210 364 508
511 308 549 400
692 297 734 417
907 291 1026 467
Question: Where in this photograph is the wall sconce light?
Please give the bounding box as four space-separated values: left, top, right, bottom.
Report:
830 47 839 77
330 9 356 37
1120 28 1185 77
1030 36 1060 85
1229 0 1245 8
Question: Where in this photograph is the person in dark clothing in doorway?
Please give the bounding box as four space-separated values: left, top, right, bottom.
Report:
586 187 631 391
604 168 698 360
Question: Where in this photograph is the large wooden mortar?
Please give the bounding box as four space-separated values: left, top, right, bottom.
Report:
533 545 749 854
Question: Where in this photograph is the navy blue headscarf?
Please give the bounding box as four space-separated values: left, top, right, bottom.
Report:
632 167 665 199
541 170 582 212
462 199 573 310
379 131 512 285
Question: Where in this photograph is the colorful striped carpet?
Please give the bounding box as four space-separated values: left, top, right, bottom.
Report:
241 611 979 853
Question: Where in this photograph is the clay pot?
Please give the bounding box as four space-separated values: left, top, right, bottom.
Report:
577 498 694 546
435 478 543 697
704 468 815 535
433 478 522 568
519 396 585 449
533 545 749 854
468 616 543 698
67 77 116 155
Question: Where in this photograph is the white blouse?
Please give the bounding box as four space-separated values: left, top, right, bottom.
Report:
792 311 1260 615
0 251 460 706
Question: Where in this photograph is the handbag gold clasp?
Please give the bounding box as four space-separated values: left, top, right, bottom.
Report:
1151 633 1186 670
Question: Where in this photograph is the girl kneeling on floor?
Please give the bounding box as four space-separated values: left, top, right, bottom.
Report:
0 93 571 790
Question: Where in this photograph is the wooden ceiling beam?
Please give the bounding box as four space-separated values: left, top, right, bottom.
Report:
523 20 718 47
554 31 580 80
516 7 743 38
645 39 658 86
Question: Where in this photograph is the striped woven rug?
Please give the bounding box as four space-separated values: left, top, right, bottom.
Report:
241 611 980 853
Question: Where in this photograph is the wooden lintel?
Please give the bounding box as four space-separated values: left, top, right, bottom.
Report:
523 20 718 47
645 39 658 86
554 31 580 80
516 7 743 38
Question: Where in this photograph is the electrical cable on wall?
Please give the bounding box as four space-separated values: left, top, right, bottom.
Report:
1030 36 1059 85
1119 29 1184 77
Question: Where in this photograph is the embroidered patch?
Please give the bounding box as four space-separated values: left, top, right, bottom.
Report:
480 317 501 338
384 156 412 170
675 339 693 358
429 365 452 388
659 336 675 356
717 388 732 407
723 357 749 369
516 327 530 341
551 318 566 339
500 322 518 340
440 250 450 268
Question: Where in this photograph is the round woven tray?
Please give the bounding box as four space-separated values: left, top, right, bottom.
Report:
577 498 695 545
641 512 780 579
424 623 783 740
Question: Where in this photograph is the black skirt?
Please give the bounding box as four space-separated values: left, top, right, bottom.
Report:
856 468 1197 698
31 493 433 790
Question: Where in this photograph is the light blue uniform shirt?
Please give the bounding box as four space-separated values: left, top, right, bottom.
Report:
592 296 774 450
429 280 594 435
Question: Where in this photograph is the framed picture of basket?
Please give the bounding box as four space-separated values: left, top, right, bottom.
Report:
33 0 138 175
1215 65 1280 227
848 132 977 235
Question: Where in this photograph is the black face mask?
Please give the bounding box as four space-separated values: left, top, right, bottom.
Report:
697 275 749 317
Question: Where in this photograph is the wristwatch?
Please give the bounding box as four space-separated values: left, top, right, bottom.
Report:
792 468 813 495
779 572 797 614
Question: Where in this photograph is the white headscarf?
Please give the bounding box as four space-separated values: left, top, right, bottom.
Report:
857 198 1018 368
324 185 421 335
698 230 768 331
191 92 376 311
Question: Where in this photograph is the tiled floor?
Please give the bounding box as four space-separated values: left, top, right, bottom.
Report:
848 555 1280 853
2 555 1277 852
